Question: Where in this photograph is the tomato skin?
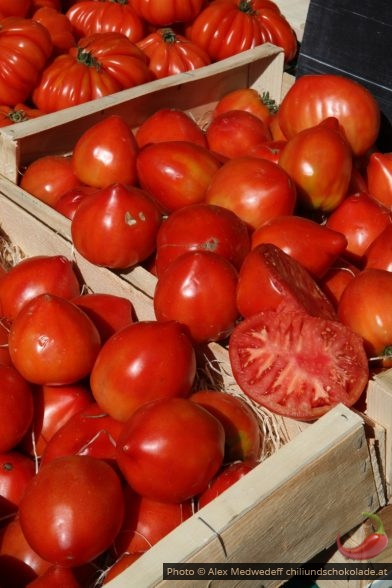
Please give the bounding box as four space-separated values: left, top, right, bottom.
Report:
8 293 101 386
251 215 348 278
229 310 369 420
205 156 296 230
90 320 196 422
116 397 225 503
32 6 76 55
72 292 135 342
213 87 276 126
318 258 360 308
0 103 42 127
278 74 381 157
0 365 34 453
255 6 297 63
364 224 392 272
102 553 141 584
24 564 83 587
71 183 162 269
247 139 286 164
20 155 81 207
19 455 125 567
366 152 392 209
135 107 207 149
0 451 36 520
154 250 239 344
0 255 81 322
198 460 257 508
136 140 222 213
0 0 31 17
131 0 204 26
53 185 97 220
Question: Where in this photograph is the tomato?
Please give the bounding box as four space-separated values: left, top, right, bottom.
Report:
90 320 196 422
0 0 31 17
19 455 125 566
131 0 204 26
247 139 286 164
278 74 381 157
237 243 337 320
8 294 101 386
102 553 141 584
20 155 81 207
325 192 392 266
135 108 207 149
24 564 83 587
0 103 42 127
71 183 162 269
154 250 239 344
278 117 353 213
155 202 250 277
0 451 36 521
364 224 392 272
32 32 151 113
205 156 296 230
0 365 34 453
116 397 225 502
137 28 211 79
0 255 81 323
0 17 52 106
71 115 139 189
66 0 145 43
198 460 257 508
366 151 392 209
255 5 297 63
206 109 272 159
190 390 261 462
318 258 360 308
213 87 277 126
229 309 369 420
136 140 222 213
251 215 348 278
53 185 97 220
32 6 76 55
0 321 11 366
72 292 135 342
338 268 392 359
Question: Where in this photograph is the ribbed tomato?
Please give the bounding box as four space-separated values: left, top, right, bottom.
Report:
131 0 204 26
0 103 42 126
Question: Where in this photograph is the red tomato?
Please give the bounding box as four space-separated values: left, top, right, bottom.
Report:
131 0 204 26
53 185 97 220
229 309 369 420
71 183 162 269
338 268 392 358
71 115 139 189
278 117 353 213
251 215 348 278
0 365 34 453
32 32 151 113
198 460 257 508
366 152 392 209
364 224 392 271
206 109 272 159
135 108 207 149
102 553 142 584
116 397 225 502
205 156 296 230
0 451 36 520
247 139 286 164
0 255 80 322
24 564 83 587
32 6 76 55
237 243 337 320
0 103 42 127
90 320 196 422
0 321 11 366
213 87 277 126
278 74 381 157
72 292 135 342
318 258 360 308
0 17 52 106
20 155 81 207
66 0 145 43
155 202 250 277
19 455 125 566
0 0 31 17
136 140 222 213
255 6 297 63
154 250 239 344
8 294 101 386
325 192 392 266
190 390 261 462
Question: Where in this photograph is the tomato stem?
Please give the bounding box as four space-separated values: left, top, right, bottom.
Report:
77 47 101 70
261 91 278 114
238 0 256 15
161 28 178 44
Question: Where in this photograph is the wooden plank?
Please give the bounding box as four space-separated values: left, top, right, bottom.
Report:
274 0 310 42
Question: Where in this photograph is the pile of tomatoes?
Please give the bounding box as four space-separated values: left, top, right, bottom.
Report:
0 0 297 121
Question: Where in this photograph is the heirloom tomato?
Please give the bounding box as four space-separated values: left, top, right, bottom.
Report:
0 0 31 17
116 397 225 503
318 258 360 308
53 185 97 220
20 155 81 207
137 28 211 79
366 151 392 209
229 310 369 420
32 6 76 55
72 292 135 342
0 321 11 365
131 0 204 26
278 73 381 157
0 365 34 453
198 460 257 508
0 451 35 520
364 224 392 272
0 16 52 106
213 87 277 126
205 156 296 230
0 103 42 127
247 139 286 163
19 455 125 566
24 565 85 588
254 5 297 63
135 107 207 148
32 32 151 113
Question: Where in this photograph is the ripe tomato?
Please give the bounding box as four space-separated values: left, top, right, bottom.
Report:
155 202 250 277
213 87 277 126
278 117 353 213
236 243 337 320
20 155 81 207
32 32 151 113
278 74 381 157
0 451 36 520
136 140 222 213
0 103 42 127
135 108 207 149
71 115 139 189
90 320 196 422
364 224 392 271
72 292 135 342
19 455 125 566
53 185 97 220
206 109 272 159
116 397 225 502
366 151 392 209
190 390 261 462
0 255 81 322
247 139 286 164
0 0 31 17
131 0 204 26
102 553 141 584
205 156 296 230
154 250 239 344
0 321 11 365
229 310 369 420
255 5 297 63
8 294 101 386
32 6 76 55
251 215 348 278
24 564 84 587
0 17 52 106
318 258 360 308
198 460 257 508
0 365 34 453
